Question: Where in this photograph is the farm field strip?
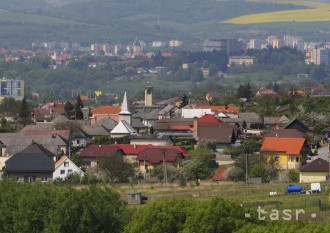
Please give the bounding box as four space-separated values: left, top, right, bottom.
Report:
224 0 330 24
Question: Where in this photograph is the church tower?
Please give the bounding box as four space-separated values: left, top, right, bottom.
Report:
145 85 153 106
119 91 131 125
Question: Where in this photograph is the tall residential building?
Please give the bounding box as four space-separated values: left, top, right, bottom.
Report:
283 35 304 51
169 40 183 47
310 48 330 66
267 36 284 49
0 78 24 98
249 39 262 50
203 38 243 55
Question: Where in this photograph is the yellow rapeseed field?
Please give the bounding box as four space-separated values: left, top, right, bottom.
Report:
224 0 330 24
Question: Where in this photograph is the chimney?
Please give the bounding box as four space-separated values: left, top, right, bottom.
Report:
192 117 198 132
134 144 137 149
275 133 279 137
99 145 102 148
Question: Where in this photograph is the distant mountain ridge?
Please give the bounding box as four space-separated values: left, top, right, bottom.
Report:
0 0 315 48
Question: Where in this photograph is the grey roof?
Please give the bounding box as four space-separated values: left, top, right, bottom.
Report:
22 123 55 131
158 104 175 116
263 116 281 125
157 132 194 139
52 115 69 124
0 133 67 156
131 118 147 129
239 112 261 123
5 143 55 172
94 117 117 131
197 124 236 144
155 97 180 106
130 134 170 141
263 129 306 138
133 107 160 118
145 109 160 120
222 118 243 124
82 125 109 137
264 116 290 125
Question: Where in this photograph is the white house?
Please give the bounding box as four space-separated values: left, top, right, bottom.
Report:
181 108 212 118
53 156 84 180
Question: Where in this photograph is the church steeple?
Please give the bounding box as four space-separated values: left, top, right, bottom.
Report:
120 91 131 115
119 91 131 125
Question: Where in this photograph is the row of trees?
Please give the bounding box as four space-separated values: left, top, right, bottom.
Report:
1 181 328 233
0 181 126 233
126 197 330 233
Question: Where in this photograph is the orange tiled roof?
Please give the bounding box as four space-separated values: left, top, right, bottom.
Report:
170 124 191 130
199 105 220 112
55 156 68 169
199 105 239 114
209 167 227 182
91 106 121 115
198 114 223 123
288 90 307 96
260 137 305 155
219 105 239 114
258 89 277 95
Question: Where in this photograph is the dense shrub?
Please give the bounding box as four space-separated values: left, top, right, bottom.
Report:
0 181 126 233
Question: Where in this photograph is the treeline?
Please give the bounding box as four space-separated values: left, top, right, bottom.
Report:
0 181 329 233
154 50 228 82
0 181 126 233
48 0 302 25
239 47 328 81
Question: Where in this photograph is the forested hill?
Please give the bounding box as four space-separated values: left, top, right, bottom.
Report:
0 0 303 48
46 0 300 25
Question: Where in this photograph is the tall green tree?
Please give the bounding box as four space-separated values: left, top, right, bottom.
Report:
64 101 74 119
97 155 135 182
181 147 216 180
19 97 31 126
179 94 189 108
74 95 84 120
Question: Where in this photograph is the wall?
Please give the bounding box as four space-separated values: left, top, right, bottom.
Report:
299 172 329 183
7 172 53 182
0 157 9 170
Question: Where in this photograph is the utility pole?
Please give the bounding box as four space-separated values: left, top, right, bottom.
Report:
160 148 168 184
328 144 330 191
245 153 248 183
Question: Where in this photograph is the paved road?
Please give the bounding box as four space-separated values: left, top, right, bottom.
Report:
312 145 330 161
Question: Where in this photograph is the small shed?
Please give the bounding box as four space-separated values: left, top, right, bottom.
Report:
127 192 143 205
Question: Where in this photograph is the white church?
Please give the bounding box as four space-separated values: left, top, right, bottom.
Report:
110 91 137 138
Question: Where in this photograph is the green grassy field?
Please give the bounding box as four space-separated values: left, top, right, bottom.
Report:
225 0 330 24
113 182 330 222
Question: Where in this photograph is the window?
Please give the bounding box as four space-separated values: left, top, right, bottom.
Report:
296 157 300 162
68 169 73 174
41 177 48 182
64 162 69 167
24 176 36 182
77 140 80 144
60 170 65 175
275 155 279 161
290 157 295 162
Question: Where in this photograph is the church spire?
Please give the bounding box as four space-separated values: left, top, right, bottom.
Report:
120 91 131 115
